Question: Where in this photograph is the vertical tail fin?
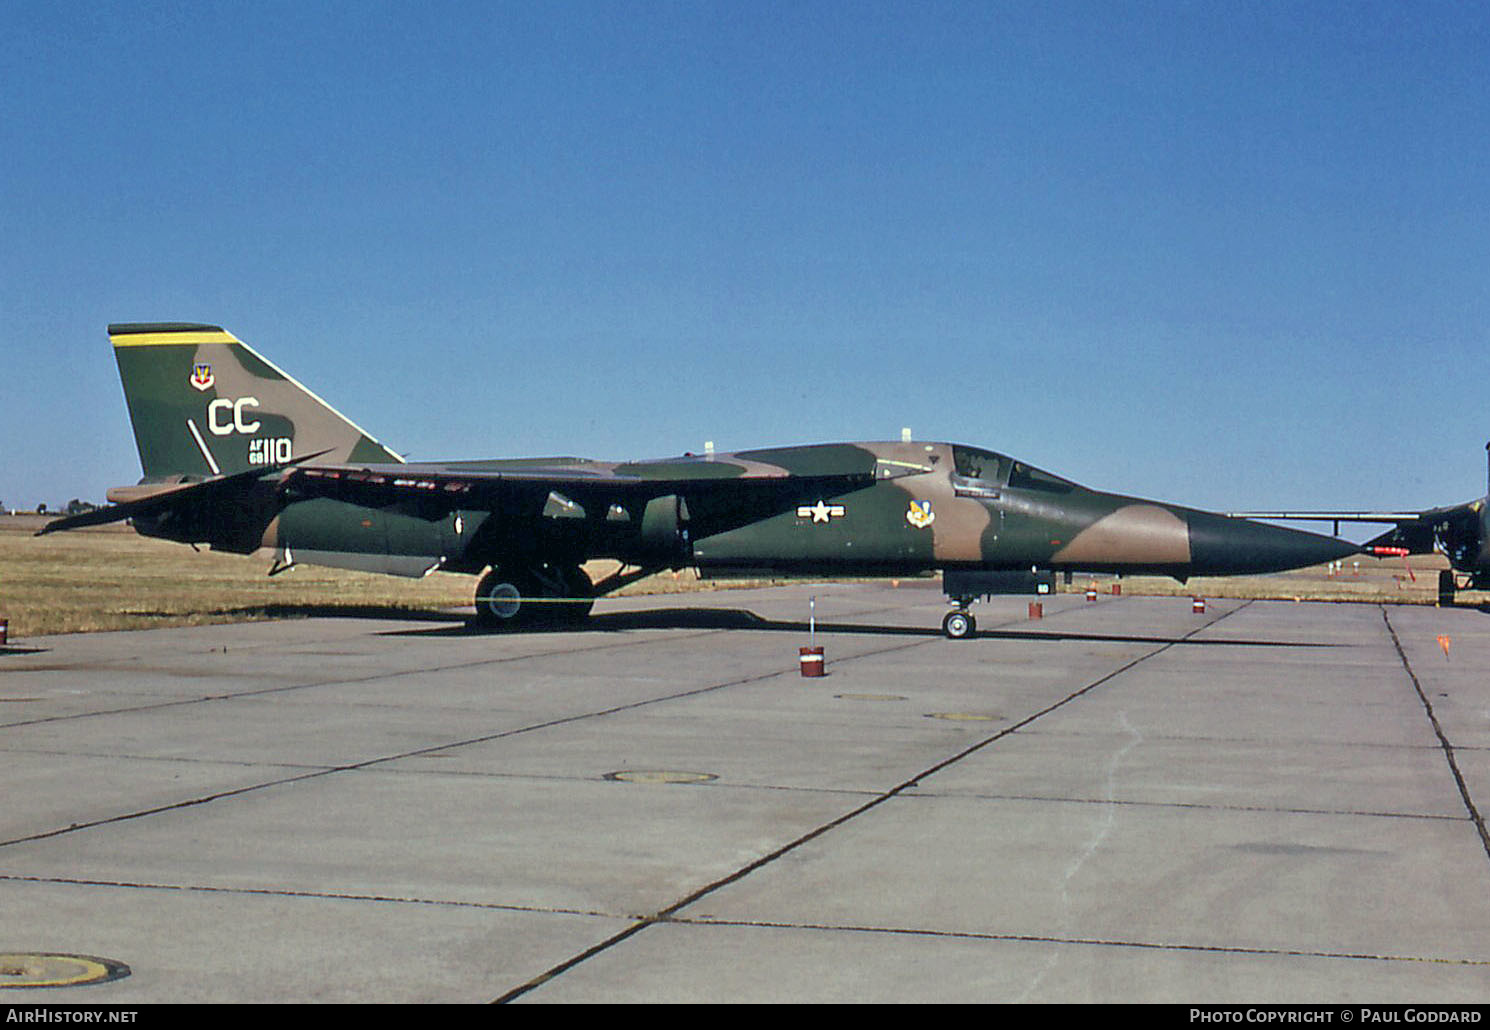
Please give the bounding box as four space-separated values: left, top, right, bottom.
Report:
109 322 402 479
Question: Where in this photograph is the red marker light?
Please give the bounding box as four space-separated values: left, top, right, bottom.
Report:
1369 546 1410 557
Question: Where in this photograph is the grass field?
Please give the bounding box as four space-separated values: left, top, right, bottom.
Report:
0 515 800 639
0 513 1471 641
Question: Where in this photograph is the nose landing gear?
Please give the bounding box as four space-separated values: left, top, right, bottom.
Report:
941 603 977 640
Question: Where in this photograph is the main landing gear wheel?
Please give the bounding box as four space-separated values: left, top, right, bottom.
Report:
1439 569 1457 607
553 565 596 622
475 567 539 628
942 609 976 640
474 565 594 629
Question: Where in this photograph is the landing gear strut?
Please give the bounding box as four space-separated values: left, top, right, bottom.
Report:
475 564 594 629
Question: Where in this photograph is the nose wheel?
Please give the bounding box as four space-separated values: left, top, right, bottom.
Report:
942 607 977 640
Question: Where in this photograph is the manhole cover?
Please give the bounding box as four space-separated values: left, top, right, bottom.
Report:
0 953 130 988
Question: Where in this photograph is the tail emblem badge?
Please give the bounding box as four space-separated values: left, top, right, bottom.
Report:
190 364 215 392
907 500 935 528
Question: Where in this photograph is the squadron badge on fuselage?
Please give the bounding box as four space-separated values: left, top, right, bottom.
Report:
190 363 215 392
906 499 935 528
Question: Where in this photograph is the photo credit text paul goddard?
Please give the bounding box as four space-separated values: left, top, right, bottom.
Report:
1191 1011 1482 1024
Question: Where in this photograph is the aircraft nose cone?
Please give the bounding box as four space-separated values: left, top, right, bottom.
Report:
1188 512 1360 576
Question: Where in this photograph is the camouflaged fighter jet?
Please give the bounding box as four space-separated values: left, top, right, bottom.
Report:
40 323 1362 638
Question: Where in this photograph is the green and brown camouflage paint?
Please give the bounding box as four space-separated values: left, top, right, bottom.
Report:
55 324 1359 611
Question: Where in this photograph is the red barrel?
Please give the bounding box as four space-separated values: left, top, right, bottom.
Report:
0 617 7 645
1111 583 1122 596
1028 602 1043 619
1085 587 1097 602
1192 597 1206 614
799 646 825 677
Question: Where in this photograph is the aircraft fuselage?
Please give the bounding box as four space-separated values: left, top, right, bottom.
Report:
130 440 1356 590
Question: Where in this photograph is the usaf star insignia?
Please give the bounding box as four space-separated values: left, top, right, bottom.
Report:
797 500 846 523
906 499 935 528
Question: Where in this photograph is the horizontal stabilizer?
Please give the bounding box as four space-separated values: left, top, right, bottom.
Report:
37 451 328 536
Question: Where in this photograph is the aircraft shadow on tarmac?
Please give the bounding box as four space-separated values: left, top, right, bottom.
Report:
257 603 472 623
111 603 473 626
9 600 1484 658
380 605 1347 648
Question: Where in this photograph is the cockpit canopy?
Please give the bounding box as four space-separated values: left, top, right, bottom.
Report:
952 444 1075 494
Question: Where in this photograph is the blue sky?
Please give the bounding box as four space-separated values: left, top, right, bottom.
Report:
4 1 1488 523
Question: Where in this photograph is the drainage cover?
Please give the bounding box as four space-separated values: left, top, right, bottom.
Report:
605 770 717 784
0 953 130 989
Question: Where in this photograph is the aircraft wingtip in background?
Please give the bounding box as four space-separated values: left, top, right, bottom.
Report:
1231 443 1490 605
